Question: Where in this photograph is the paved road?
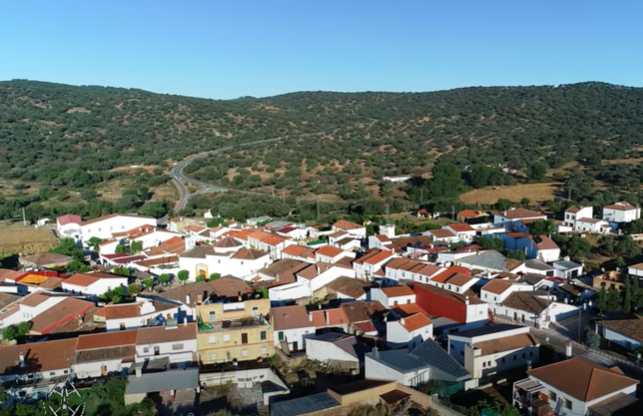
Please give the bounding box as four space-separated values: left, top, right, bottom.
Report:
169 138 284 212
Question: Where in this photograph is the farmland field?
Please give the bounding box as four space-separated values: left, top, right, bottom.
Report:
459 182 562 205
0 222 57 257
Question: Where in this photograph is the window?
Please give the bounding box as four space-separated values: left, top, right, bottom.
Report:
494 296 497 301
488 361 492 367
394 300 399 306
63 370 68 374
241 333 248 344
450 344 455 350
406 299 411 304
529 351 533 357
501 357 505 363
252 306 259 314
143 347 149 353
209 311 215 322
522 353 526 359
49 372 56 376
261 347 267 355
223 334 231 342
241 349 248 357
210 353 217 362
564 398 572 410
482 362 486 368
172 343 184 351
260 331 266 341
548 390 557 402
460 351 464 356
209 336 216 344
513 355 517 361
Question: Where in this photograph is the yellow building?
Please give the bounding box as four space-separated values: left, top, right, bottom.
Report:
196 298 274 364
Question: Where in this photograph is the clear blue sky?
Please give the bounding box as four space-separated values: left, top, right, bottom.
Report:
1 0 642 99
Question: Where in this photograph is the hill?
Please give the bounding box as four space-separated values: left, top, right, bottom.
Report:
2 80 643 221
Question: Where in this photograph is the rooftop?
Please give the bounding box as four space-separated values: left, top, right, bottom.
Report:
324 276 368 298
501 292 552 315
271 392 339 416
528 356 638 402
333 220 363 230
30 297 95 334
125 368 199 394
0 338 78 374
451 324 525 339
497 208 545 220
381 285 414 297
481 279 514 295
596 317 643 343
136 322 197 345
474 332 539 355
271 305 313 331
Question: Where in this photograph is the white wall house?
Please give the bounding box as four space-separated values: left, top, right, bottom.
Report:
179 247 271 281
444 224 477 243
595 319 643 351
61 273 128 297
575 218 611 234
305 333 364 367
370 286 416 308
386 314 433 349
0 338 76 386
514 357 639 416
81 214 157 241
603 202 640 223
448 325 539 379
332 220 367 239
135 322 197 366
271 305 316 352
56 214 82 239
72 331 138 379
269 263 354 303
94 298 184 331
353 249 396 280
563 206 593 227
382 258 443 284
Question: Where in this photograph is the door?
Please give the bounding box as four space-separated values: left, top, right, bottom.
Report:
278 331 284 340
241 333 248 344
292 341 298 351
154 346 160 356
101 365 107 377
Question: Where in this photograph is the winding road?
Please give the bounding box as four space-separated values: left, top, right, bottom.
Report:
169 138 285 212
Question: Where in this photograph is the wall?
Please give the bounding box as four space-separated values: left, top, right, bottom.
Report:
135 338 197 365
306 339 359 363
63 277 128 297
464 302 489 324
467 345 539 379
197 325 274 364
73 359 131 379
274 326 316 351
601 327 641 350
386 321 411 348
364 356 429 386
199 367 290 405
82 216 157 241
310 267 354 292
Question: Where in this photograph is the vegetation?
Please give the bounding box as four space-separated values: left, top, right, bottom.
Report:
1 321 32 341
177 270 189 284
584 327 601 349
3 81 643 222
158 273 171 286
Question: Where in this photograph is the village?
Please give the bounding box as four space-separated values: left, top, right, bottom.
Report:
2 201 643 416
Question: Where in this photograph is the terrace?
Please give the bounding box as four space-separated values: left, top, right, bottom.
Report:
198 315 269 332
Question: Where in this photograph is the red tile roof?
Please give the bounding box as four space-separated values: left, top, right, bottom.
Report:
604 202 637 211
271 305 313 330
81 213 155 226
63 273 99 288
30 297 95 334
282 245 315 258
353 249 394 266
497 208 545 220
57 214 82 226
0 338 77 374
531 235 559 250
430 266 470 284
77 329 139 350
333 220 363 231
309 308 350 327
427 229 456 238
316 245 344 258
391 303 427 317
382 285 414 297
482 279 514 295
448 224 475 232
400 313 432 331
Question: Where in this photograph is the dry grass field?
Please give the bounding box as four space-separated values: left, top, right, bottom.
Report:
0 222 57 257
460 182 562 205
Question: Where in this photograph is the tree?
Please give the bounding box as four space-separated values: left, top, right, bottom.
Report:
177 270 189 284
0 383 6 403
50 237 84 260
426 163 464 199
158 273 170 286
506 250 526 261
128 283 141 295
130 241 143 252
88 236 104 252
113 266 130 277
66 258 93 273
527 162 547 181
528 220 557 236
196 274 206 282
115 244 126 254
477 236 505 251
495 198 512 211
209 273 221 280
597 286 607 314
623 278 633 313
584 327 601 349
565 236 591 257
606 288 622 313
2 321 31 341
143 278 154 291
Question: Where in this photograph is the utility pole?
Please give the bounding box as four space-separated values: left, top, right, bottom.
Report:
22 207 27 226
452 206 455 221
282 189 285 204
568 187 572 200
385 203 390 224
317 197 320 221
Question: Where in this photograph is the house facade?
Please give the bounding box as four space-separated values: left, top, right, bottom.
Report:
603 202 640 223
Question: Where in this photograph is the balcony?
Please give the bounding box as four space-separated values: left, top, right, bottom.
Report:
199 315 268 333
513 378 546 411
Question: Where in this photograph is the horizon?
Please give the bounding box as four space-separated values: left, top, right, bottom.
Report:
0 78 636 101
2 1 643 99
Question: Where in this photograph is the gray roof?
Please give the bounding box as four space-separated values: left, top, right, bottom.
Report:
271 392 339 416
429 316 459 329
124 368 199 394
180 245 211 259
366 349 426 373
409 339 470 380
308 332 349 342
458 250 515 272
308 333 372 360
520 273 546 285
449 324 523 339
553 260 582 270
524 259 554 271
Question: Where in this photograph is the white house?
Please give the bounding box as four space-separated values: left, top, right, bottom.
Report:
73 330 138 379
365 340 471 387
603 201 641 224
353 249 396 280
56 214 82 239
94 298 184 331
81 214 157 242
529 235 561 263
61 273 128 297
135 321 197 366
494 291 578 329
269 262 354 303
444 224 477 243
552 260 583 279
315 245 350 264
382 258 443 284
514 357 639 416
0 338 77 386
455 250 526 275
271 305 316 352
448 325 539 379
480 279 533 304
179 246 271 281
332 220 366 239
563 206 593 227
574 217 611 234
493 208 547 226
370 286 415 308
424 229 459 245
386 313 433 349
595 318 643 351
305 333 370 368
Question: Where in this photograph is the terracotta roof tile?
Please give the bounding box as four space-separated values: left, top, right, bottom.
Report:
30 297 95 334
482 279 514 295
57 214 82 226
324 276 368 298
136 322 197 345
63 273 99 288
382 285 414 297
475 332 539 355
501 292 551 314
333 220 363 231
430 266 470 284
448 224 475 232
316 245 344 258
271 305 313 330
282 244 315 258
77 329 139 350
400 313 432 331
0 338 77 374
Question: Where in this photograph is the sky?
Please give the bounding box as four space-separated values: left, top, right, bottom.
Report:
1 0 642 99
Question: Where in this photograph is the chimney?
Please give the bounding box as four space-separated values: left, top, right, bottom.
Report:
527 360 532 371
401 317 406 325
324 311 330 326
183 317 188 326
315 264 320 274
237 291 242 302
135 366 142 378
309 313 313 322
318 304 322 310
19 352 25 368
373 346 380 358
186 294 191 305
465 296 470 305
565 341 573 359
